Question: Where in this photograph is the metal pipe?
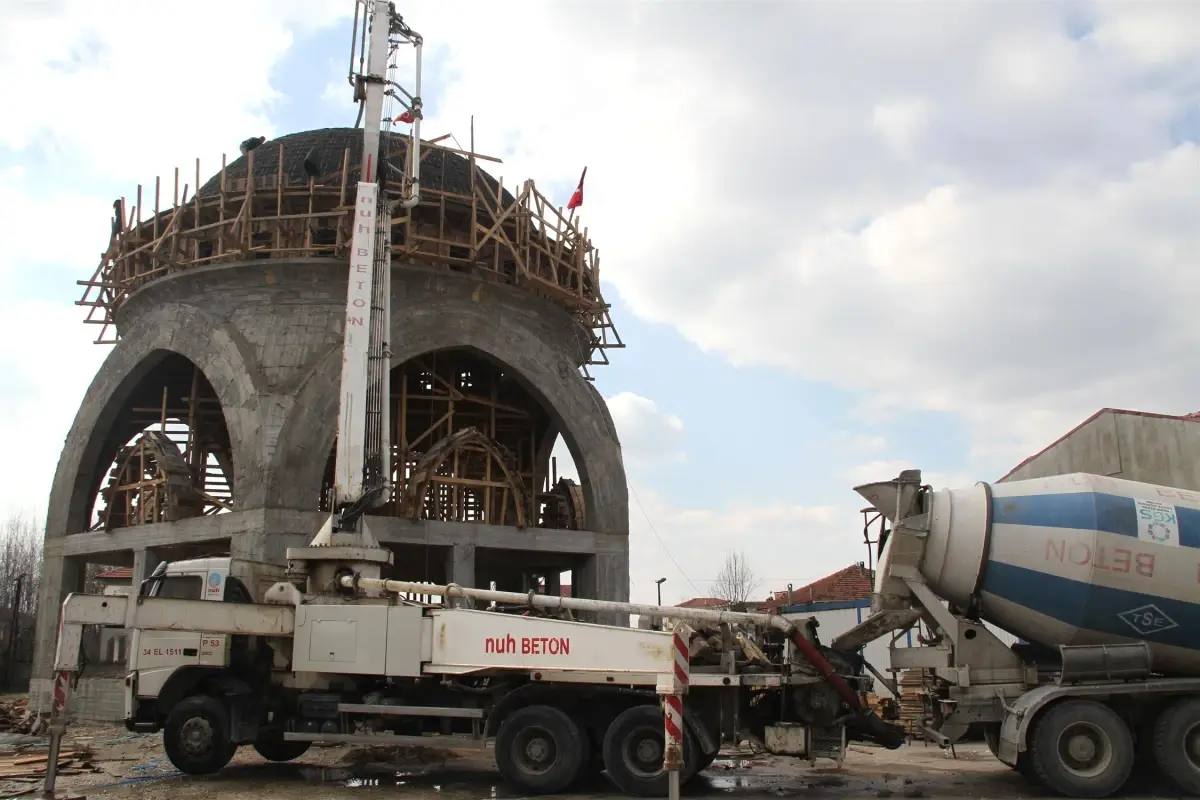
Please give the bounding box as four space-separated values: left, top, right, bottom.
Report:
401 38 422 209
342 575 798 633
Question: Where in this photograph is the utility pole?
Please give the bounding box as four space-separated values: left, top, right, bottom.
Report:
655 578 667 629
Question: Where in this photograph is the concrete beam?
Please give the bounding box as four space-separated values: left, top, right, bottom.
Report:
52 509 627 559
47 511 266 559
363 516 628 555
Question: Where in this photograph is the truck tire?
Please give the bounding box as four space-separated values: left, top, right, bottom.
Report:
1151 696 1200 795
162 695 237 776
495 704 585 794
602 704 700 797
1028 700 1134 798
253 733 311 763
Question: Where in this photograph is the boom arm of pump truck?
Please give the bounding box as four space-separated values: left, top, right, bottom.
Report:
330 0 423 522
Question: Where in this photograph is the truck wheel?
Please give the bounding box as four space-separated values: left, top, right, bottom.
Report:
495 704 585 794
984 724 1032 779
163 695 237 776
253 733 311 763
602 704 700 797
1028 700 1133 798
1151 696 1200 795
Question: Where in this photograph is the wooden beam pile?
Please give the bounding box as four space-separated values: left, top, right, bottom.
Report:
897 669 928 735
0 748 99 782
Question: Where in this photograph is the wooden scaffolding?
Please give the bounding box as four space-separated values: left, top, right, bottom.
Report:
77 132 623 378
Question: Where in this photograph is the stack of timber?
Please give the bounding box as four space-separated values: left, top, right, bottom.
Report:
0 748 98 782
897 669 928 736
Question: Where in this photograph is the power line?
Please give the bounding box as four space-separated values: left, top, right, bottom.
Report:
628 484 702 597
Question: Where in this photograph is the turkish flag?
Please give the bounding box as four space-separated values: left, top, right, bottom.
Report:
395 110 414 124
567 167 587 210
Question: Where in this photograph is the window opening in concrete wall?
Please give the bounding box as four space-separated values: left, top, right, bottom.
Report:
540 434 584 531
88 353 234 532
319 347 586 530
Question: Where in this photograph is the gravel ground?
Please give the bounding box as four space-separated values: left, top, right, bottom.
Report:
9 726 1180 800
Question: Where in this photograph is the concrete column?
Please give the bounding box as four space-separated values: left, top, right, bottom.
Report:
31 554 84 682
446 544 475 588
544 571 561 596
131 547 160 584
575 552 629 626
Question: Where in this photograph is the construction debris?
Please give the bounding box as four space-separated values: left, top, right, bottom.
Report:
0 697 38 735
0 746 100 781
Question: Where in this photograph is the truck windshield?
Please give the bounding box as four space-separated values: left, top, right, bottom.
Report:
153 575 204 600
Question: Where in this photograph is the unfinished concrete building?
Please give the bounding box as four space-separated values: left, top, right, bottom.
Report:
998 408 1200 490
33 128 628 718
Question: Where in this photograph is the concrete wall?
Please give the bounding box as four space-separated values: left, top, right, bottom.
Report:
34 259 631 718
1000 411 1200 490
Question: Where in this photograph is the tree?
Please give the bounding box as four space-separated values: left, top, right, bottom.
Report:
712 549 760 606
0 513 42 619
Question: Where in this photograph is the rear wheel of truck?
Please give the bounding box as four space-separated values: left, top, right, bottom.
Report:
495 704 586 794
1151 696 1200 795
984 724 1035 781
602 704 700 797
162 695 237 776
1028 700 1133 798
253 733 311 763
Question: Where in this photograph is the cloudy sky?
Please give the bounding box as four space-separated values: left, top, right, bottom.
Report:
1 0 1198 607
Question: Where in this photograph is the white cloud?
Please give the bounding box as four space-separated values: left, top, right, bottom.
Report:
0 1 351 184
834 432 889 455
386 0 1200 478
626 488 865 606
0 300 106 520
838 460 976 495
605 392 685 466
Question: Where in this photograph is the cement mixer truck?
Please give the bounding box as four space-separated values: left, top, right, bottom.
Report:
838 468 1200 798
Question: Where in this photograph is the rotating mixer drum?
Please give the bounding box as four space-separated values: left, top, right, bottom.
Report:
864 471 1200 675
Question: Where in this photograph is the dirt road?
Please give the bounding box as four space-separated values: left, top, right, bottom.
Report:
3 727 1179 800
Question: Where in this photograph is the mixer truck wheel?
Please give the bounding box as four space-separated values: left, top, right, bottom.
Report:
494 704 586 794
1028 700 1134 798
1151 696 1200 796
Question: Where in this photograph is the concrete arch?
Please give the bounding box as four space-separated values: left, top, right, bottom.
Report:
45 303 261 538
273 277 628 537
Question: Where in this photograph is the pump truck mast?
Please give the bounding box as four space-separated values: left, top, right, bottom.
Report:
40 4 907 798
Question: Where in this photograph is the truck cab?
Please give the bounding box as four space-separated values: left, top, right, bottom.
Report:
125 557 286 730
138 557 277 604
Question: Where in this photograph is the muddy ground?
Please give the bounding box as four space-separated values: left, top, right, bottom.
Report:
3 726 1183 800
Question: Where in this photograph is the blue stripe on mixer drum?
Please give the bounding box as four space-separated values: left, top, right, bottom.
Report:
992 492 1200 548
983 561 1200 651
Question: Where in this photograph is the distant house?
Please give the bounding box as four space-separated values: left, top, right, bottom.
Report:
94 567 134 597
675 597 728 609
768 562 874 611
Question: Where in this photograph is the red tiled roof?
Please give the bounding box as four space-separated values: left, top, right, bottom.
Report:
773 563 874 606
998 408 1200 483
676 597 728 609
94 567 132 581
